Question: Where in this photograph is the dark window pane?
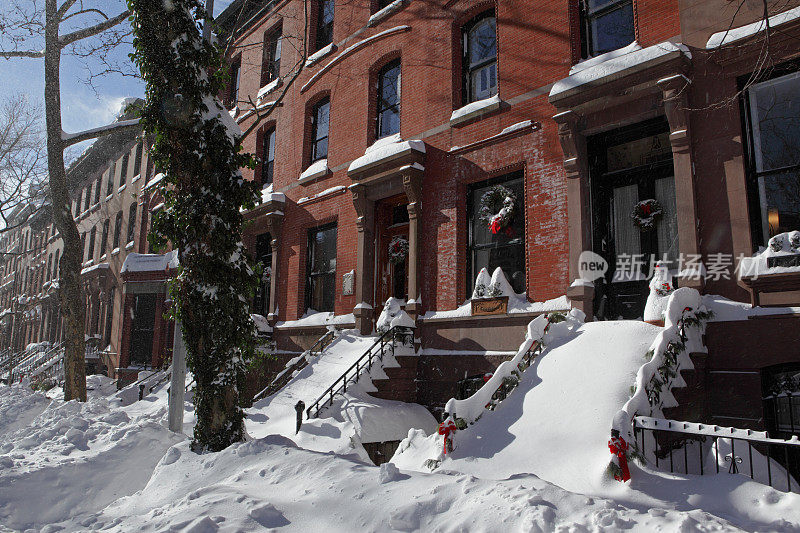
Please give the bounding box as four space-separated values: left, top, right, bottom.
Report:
306 224 337 312
262 128 276 185
88 227 96 260
762 169 800 237
316 0 334 50
311 99 330 162
106 163 115 196
100 220 109 257
377 61 401 138
94 177 101 204
133 143 143 176
464 14 497 103
590 3 635 56
127 203 137 244
750 71 800 172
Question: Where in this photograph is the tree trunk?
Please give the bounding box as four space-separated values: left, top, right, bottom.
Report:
44 0 86 402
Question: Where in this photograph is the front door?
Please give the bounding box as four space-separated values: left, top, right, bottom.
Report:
129 293 156 367
376 197 409 306
590 119 679 319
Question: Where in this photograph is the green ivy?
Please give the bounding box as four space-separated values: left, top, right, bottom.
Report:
128 0 260 451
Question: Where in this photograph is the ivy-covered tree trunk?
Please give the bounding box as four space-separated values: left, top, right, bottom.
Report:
128 0 260 451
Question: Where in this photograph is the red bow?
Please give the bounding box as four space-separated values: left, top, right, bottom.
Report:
490 219 502 234
608 435 631 482
438 420 457 455
641 204 652 216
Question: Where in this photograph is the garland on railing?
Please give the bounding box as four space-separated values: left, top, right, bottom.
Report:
425 311 577 470
609 288 713 482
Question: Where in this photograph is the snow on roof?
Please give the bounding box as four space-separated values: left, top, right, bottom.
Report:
707 5 800 48
121 250 179 273
347 135 425 173
549 41 690 99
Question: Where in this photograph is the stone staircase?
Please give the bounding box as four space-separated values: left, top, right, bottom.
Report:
370 353 418 403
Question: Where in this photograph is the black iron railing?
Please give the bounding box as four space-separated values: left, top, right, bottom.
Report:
11 342 64 382
306 325 414 419
253 328 337 402
634 416 800 493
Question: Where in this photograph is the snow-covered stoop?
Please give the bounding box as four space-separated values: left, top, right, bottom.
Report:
246 327 437 453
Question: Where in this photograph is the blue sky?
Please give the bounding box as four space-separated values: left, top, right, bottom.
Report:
0 0 233 150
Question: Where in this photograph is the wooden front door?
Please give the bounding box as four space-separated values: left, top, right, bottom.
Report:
590 118 679 320
376 196 409 306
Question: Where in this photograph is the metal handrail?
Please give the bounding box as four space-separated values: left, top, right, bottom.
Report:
11 341 65 381
252 328 337 402
306 325 414 419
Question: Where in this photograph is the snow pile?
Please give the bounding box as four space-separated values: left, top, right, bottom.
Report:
613 288 708 442
569 41 641 74
703 293 800 321
0 381 187 530
305 42 336 67
348 134 425 173
643 261 673 322
392 318 662 493
707 5 800 48
738 230 800 278
251 313 272 335
471 266 519 300
367 0 408 26
376 297 404 333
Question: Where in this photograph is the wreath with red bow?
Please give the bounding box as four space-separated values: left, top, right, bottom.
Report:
388 236 409 265
479 185 517 236
631 199 663 231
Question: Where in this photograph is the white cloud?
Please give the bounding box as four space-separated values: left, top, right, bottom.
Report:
61 94 129 134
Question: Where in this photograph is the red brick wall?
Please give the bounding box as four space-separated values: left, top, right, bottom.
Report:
228 0 681 320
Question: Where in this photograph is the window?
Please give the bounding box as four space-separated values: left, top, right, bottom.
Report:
120 153 130 188
229 59 241 108
376 60 401 139
54 250 60 279
94 176 101 204
88 226 96 261
80 232 87 261
104 286 115 345
468 172 525 295
747 70 800 244
83 186 91 212
253 233 272 316
315 0 334 51
113 211 123 250
580 0 635 58
463 13 497 103
133 142 143 177
262 26 282 86
106 163 115 197
306 223 337 312
100 220 109 257
261 127 276 186
46 254 52 281
310 97 330 162
127 203 137 244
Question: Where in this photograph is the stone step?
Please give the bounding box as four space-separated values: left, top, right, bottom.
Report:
383 366 417 380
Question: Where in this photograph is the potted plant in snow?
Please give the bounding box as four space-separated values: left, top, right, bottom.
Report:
471 267 513 316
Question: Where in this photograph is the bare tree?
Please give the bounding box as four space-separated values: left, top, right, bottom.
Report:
0 0 139 401
0 94 47 235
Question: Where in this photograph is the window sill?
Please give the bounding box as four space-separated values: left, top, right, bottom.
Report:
118 184 127 193
305 43 336 68
99 254 107 262
367 0 408 27
450 94 504 127
125 241 134 250
106 194 114 202
298 159 330 184
257 78 283 102
131 174 141 184
111 247 120 256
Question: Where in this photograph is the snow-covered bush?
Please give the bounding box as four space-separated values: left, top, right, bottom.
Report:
376 297 404 334
643 262 673 322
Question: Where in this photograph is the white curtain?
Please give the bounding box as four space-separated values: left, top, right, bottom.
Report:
655 176 679 267
613 184 641 259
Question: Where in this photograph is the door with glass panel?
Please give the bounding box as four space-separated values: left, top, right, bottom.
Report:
590 119 678 319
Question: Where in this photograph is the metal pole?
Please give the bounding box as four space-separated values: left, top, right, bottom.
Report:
203 0 215 42
168 319 186 433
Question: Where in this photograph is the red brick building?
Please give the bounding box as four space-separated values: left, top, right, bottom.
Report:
215 0 800 433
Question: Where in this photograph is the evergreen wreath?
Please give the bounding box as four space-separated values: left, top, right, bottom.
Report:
479 185 517 235
631 199 663 231
388 236 409 264
654 281 673 297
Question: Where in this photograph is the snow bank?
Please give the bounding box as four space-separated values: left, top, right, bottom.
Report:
422 294 570 319
376 297 404 333
276 310 355 329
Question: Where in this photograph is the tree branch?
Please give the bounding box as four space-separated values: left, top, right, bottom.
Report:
0 49 46 59
58 9 130 48
60 118 140 147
